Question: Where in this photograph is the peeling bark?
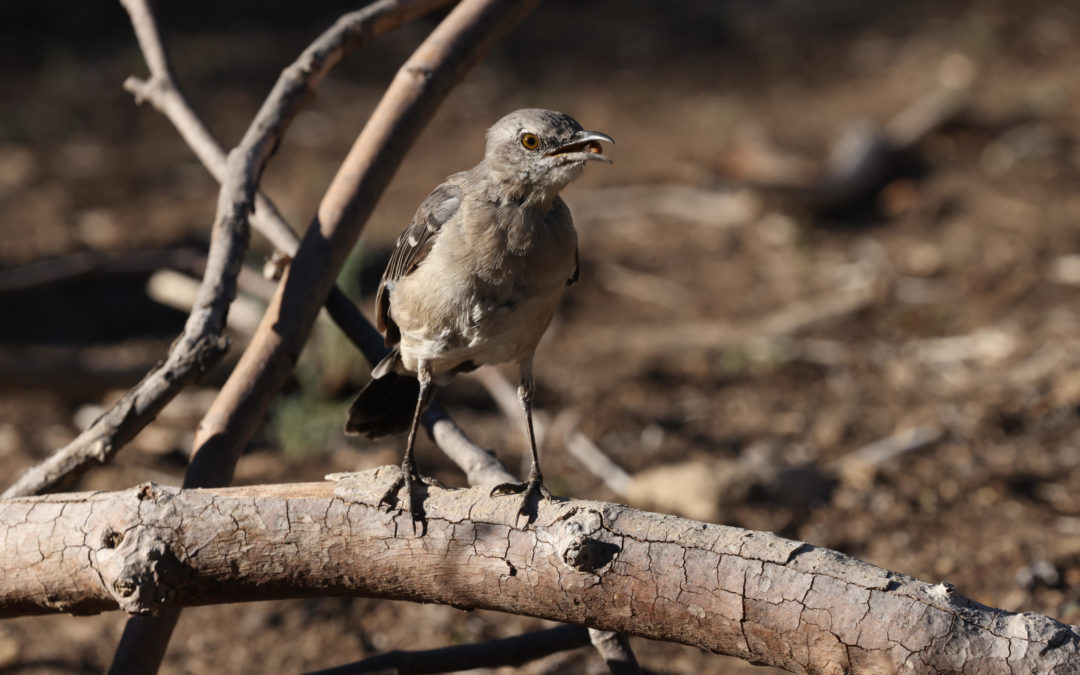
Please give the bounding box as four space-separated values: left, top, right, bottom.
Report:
2 469 1076 673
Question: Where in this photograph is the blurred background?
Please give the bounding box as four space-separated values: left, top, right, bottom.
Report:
2 0 1080 672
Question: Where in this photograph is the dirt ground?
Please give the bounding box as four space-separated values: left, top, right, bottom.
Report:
3 1 1080 673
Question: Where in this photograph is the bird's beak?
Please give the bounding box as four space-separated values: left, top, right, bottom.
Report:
547 130 614 163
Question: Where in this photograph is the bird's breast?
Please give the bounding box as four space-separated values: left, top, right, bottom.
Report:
390 198 578 374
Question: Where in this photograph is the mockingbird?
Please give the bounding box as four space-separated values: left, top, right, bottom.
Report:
346 108 613 528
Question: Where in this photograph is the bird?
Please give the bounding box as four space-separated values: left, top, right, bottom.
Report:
345 108 613 529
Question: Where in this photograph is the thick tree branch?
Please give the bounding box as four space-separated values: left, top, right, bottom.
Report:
3 470 1077 673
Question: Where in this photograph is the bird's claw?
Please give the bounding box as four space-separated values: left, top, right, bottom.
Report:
491 463 552 523
490 479 552 500
379 462 439 535
377 473 407 511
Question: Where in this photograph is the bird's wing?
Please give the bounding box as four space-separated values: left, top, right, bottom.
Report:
376 180 463 346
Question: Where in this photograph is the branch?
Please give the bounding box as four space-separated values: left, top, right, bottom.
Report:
1 1 440 500
587 629 641 675
120 0 453 260
120 0 509 490
3 470 1077 673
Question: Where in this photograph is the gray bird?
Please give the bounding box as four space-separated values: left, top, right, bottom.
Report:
346 109 613 528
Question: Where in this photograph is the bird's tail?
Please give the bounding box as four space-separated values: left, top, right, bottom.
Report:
345 350 420 438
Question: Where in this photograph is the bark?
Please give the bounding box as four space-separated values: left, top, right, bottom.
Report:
2 469 1077 673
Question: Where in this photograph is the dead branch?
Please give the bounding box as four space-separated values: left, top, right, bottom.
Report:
3 469 1077 673
305 625 592 675
146 269 268 336
2 1 442 500
109 1 541 672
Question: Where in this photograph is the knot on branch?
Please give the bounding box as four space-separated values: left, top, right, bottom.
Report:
89 437 114 464
93 484 187 615
403 64 435 81
122 75 172 105
555 507 619 573
193 333 231 372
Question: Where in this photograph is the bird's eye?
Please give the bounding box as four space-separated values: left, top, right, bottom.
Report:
520 133 540 150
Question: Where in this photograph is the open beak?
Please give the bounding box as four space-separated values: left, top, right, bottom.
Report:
547 130 614 163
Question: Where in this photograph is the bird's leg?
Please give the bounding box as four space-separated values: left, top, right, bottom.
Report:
491 358 553 519
517 371 554 501
379 361 439 534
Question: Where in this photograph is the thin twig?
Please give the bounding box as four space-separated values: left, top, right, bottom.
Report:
109 1 539 673
146 269 267 335
837 425 943 469
304 626 591 675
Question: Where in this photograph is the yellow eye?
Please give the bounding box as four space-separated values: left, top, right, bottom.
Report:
520 133 540 150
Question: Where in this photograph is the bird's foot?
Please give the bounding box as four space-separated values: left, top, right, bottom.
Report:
379 460 444 535
490 462 552 525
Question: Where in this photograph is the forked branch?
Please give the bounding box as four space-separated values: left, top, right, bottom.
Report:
0 0 449 501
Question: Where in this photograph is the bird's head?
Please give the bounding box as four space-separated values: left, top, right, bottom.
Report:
483 109 613 204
